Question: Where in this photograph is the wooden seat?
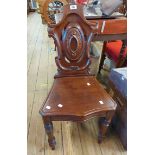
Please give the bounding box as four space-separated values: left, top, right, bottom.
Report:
39 3 117 150
40 76 116 120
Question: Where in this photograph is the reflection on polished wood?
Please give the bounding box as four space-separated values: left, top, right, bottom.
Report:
27 12 127 155
40 4 117 150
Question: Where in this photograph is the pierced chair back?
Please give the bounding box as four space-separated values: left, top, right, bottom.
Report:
47 4 98 77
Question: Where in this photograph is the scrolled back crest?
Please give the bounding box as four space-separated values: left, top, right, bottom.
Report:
47 4 98 78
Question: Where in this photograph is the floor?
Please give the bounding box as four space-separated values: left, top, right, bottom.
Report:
27 12 127 155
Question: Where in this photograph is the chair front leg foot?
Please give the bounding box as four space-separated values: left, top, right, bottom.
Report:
98 111 115 144
43 117 56 150
48 136 56 150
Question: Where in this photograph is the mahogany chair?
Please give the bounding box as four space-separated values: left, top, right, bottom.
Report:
39 4 117 150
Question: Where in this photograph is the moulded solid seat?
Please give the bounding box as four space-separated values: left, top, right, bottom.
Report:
40 76 116 121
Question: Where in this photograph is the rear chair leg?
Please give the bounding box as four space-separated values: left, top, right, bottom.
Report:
43 116 56 150
98 111 115 143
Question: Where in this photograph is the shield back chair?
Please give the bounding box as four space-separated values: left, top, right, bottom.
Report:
39 3 117 150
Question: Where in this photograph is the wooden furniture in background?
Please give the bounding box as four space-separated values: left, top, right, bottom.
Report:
87 1 127 73
39 0 127 47
39 4 117 150
117 0 127 16
86 16 127 42
98 39 127 73
38 0 127 24
90 18 127 73
87 17 127 73
37 0 68 24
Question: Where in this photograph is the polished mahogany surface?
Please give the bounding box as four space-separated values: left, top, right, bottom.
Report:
39 3 117 150
47 4 98 78
40 76 116 121
89 18 127 35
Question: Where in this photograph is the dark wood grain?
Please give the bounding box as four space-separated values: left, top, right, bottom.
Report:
116 39 127 68
40 76 116 121
89 18 127 35
39 3 117 150
47 4 98 78
43 116 56 150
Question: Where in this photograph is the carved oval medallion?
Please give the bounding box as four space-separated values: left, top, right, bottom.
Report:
70 36 78 52
62 23 84 61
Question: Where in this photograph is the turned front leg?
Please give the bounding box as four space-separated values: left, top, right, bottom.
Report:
43 117 56 150
98 111 115 143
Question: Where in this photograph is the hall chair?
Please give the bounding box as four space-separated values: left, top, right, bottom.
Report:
39 4 117 150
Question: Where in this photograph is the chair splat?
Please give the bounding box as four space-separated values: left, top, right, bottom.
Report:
47 4 98 77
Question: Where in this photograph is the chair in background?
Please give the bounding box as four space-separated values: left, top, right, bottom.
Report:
37 0 68 24
98 0 127 73
39 4 117 150
99 39 127 73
